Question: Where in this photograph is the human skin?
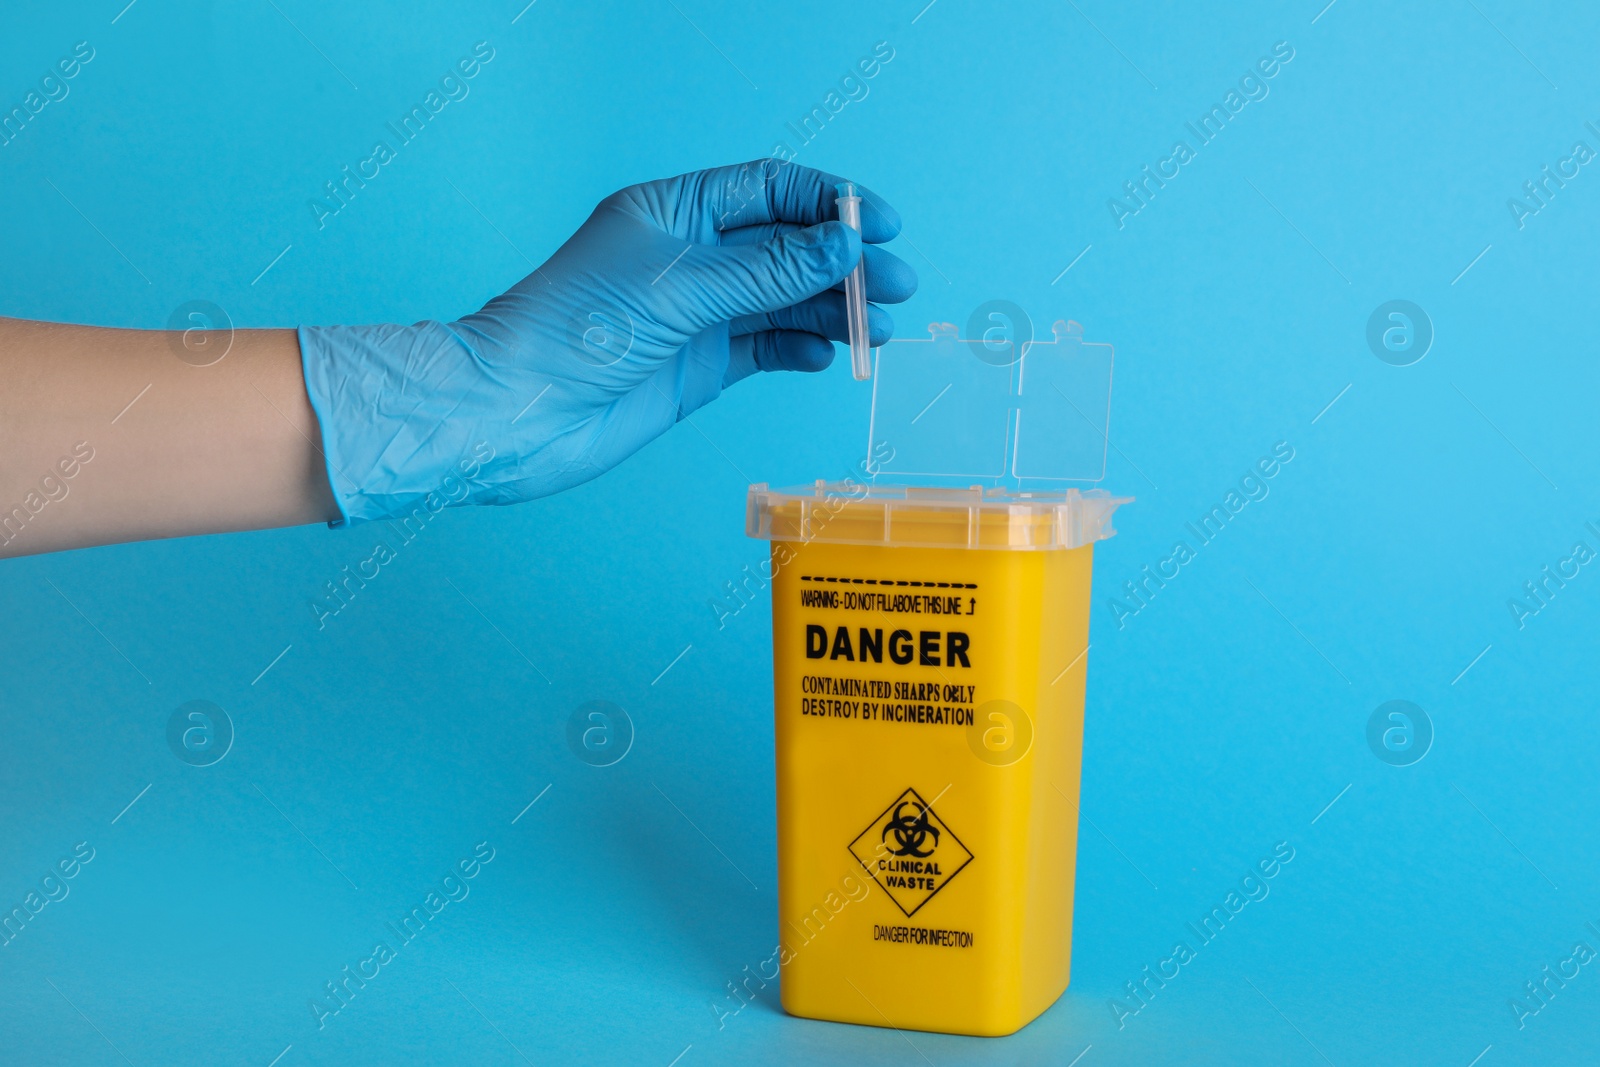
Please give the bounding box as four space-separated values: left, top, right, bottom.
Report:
0 318 338 559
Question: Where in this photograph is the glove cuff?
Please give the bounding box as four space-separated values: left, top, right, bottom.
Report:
297 324 356 528
298 321 487 527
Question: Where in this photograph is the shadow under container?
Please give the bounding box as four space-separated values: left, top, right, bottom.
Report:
747 481 1129 1037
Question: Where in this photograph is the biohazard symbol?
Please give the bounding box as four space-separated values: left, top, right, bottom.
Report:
883 802 939 857
849 787 973 917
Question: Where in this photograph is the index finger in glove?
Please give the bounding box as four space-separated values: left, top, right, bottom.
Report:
696 159 902 242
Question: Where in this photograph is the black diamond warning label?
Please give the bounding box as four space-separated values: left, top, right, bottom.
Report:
848 787 973 917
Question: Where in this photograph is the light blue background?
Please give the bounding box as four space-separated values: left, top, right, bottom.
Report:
2 1 1597 1064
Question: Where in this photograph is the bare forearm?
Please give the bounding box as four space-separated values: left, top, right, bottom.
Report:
0 318 337 559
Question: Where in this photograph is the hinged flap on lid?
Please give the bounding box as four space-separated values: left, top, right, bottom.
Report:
866 316 1115 485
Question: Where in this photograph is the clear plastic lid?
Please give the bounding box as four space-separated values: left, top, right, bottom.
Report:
866 316 1115 484
747 313 1129 550
746 481 1129 551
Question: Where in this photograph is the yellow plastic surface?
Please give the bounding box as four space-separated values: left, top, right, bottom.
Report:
770 535 1093 1037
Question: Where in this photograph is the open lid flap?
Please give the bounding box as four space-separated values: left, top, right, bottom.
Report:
866 317 1115 485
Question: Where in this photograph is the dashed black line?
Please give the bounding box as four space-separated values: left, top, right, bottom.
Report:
800 575 977 589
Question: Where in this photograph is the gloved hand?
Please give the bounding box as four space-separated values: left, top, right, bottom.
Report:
298 159 917 525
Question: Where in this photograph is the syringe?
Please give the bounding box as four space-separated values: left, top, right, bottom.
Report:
834 182 871 381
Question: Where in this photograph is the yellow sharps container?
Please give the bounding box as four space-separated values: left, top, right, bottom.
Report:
747 480 1129 1037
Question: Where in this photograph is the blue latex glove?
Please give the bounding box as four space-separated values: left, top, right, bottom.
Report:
299 159 917 525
